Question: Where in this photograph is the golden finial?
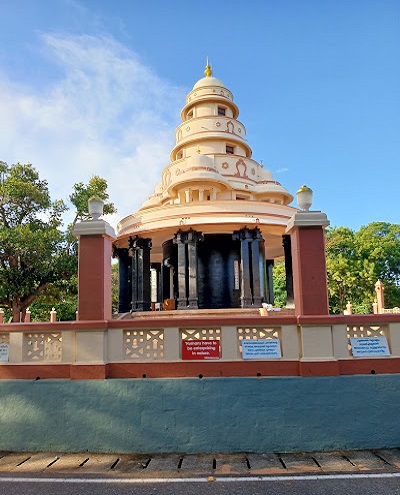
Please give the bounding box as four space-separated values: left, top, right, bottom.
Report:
204 57 212 77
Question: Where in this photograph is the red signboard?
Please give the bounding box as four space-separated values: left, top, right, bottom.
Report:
182 340 220 360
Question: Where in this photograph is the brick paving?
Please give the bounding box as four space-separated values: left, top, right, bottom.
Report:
0 449 399 477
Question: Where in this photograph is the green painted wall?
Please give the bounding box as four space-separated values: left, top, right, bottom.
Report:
0 375 399 453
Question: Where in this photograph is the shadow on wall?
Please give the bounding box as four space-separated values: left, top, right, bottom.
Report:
0 376 399 454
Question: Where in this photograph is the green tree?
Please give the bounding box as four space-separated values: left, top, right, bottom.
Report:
0 162 73 322
111 262 119 314
69 175 116 230
325 223 400 314
28 275 78 322
0 163 116 322
28 175 117 322
272 261 287 308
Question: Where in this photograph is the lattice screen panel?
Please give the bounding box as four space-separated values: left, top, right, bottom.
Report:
23 333 62 362
237 326 281 353
124 330 164 360
347 324 389 355
180 328 221 341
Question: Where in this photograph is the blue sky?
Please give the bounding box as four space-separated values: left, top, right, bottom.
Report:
0 0 399 229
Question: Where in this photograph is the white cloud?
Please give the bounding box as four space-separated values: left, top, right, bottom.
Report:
0 34 184 228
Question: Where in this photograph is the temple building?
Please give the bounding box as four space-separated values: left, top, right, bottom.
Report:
114 63 299 312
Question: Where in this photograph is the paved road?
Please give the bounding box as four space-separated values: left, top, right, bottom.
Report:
1 475 400 495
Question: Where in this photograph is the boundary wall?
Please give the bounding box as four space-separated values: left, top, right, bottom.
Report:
1 313 400 454
0 314 400 379
0 375 399 454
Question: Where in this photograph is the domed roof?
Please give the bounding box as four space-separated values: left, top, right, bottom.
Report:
191 151 214 168
192 61 226 90
193 76 226 90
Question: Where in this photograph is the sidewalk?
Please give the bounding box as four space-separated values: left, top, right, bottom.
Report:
0 449 399 478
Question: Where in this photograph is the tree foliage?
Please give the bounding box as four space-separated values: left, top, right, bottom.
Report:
0 163 116 322
69 175 116 229
326 222 400 314
0 162 74 321
272 261 287 308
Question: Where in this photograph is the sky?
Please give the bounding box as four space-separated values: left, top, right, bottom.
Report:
0 0 399 230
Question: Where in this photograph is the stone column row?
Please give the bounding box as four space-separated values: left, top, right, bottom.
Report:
233 227 265 308
129 236 152 312
173 229 203 309
113 247 131 313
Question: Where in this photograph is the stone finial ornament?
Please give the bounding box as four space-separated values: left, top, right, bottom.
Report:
296 185 313 211
88 195 104 220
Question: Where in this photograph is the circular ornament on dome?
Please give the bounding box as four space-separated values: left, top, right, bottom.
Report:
215 122 221 127
175 168 181 175
186 126 190 131
194 93 197 96
251 168 255 175
238 128 242 133
222 162 229 169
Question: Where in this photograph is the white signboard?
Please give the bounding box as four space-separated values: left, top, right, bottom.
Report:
242 339 282 359
0 344 9 363
350 337 390 357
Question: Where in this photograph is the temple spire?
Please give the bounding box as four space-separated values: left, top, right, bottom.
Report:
204 57 212 77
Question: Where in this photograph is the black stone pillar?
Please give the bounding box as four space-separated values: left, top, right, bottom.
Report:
282 234 294 308
173 229 202 309
175 231 188 309
233 227 266 307
233 228 253 307
266 259 275 305
251 229 264 306
129 236 152 312
114 247 131 313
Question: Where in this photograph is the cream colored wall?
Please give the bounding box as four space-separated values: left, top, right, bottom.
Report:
2 320 400 365
175 117 247 145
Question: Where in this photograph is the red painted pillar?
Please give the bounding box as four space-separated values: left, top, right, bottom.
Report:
73 220 116 321
286 212 330 315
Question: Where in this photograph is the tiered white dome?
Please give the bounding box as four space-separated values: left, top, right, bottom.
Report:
117 64 297 261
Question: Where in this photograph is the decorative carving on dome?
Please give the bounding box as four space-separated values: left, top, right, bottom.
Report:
163 169 172 187
215 122 221 127
177 129 182 141
226 121 234 133
234 159 248 178
175 168 182 176
251 167 255 175
178 217 191 226
187 166 218 173
221 162 229 170
186 126 190 131
238 127 242 133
